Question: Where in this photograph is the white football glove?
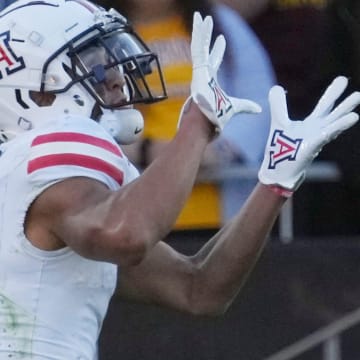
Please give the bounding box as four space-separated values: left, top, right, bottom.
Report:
189 12 261 131
258 76 360 191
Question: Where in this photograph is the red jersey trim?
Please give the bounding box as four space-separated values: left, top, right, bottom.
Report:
31 132 122 157
28 153 124 185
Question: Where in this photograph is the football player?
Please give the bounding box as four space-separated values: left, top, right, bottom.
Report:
0 1 359 359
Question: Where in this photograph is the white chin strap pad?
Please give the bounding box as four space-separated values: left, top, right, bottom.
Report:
99 108 144 145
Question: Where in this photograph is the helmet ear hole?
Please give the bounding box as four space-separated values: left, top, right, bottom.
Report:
29 91 56 107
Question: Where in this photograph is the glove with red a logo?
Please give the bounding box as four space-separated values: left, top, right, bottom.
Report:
189 12 261 131
258 76 360 196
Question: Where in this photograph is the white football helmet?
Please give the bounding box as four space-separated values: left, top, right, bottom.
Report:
0 0 167 143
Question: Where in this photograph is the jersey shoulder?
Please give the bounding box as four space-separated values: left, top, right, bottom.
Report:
27 115 131 190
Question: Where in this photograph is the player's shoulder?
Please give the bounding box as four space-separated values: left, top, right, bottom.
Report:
27 114 128 189
30 113 122 156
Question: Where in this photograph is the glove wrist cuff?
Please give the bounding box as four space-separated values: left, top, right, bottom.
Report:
267 184 294 198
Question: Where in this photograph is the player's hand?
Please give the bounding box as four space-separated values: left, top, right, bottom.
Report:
258 76 360 192
189 12 261 132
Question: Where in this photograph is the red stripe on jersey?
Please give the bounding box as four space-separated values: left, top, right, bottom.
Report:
31 132 122 157
28 153 124 185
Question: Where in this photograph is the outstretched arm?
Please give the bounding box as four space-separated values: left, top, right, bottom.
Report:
118 75 360 315
118 182 284 315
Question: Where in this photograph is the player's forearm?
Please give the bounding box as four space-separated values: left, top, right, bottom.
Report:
189 183 285 314
108 103 214 260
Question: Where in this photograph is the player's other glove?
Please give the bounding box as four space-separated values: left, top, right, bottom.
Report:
258 76 360 195
189 12 261 131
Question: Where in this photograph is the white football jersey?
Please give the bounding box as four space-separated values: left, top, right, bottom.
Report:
0 114 139 359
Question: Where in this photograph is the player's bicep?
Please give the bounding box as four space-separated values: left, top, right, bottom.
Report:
26 176 113 252
24 117 141 262
117 241 196 313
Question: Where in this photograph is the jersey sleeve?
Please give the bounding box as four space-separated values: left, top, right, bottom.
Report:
27 115 133 190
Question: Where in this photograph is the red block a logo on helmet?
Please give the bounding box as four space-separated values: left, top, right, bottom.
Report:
0 31 25 79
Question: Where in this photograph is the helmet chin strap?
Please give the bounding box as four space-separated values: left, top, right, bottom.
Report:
99 108 144 145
